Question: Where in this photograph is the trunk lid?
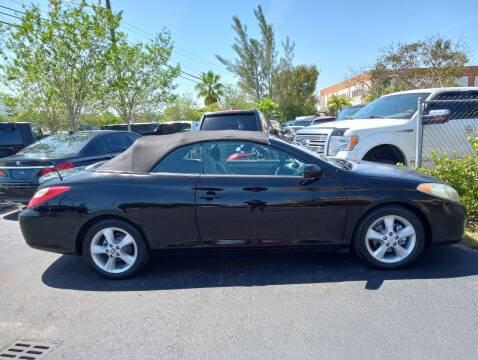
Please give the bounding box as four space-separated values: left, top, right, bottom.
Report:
0 156 54 181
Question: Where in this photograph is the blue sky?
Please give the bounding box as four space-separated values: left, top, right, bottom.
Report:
3 0 478 98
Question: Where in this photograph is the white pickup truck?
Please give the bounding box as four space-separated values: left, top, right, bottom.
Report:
295 87 478 166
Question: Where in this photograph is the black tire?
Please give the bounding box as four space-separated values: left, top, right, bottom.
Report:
354 206 425 269
82 219 150 279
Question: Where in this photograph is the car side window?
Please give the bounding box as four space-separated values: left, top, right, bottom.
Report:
202 141 305 176
151 144 202 174
105 133 133 153
425 91 478 120
32 126 43 141
82 136 110 156
96 137 111 155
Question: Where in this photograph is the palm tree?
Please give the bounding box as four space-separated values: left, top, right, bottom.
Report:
327 95 352 115
195 71 224 106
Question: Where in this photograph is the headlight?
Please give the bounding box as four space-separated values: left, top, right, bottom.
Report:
417 183 460 202
327 135 359 156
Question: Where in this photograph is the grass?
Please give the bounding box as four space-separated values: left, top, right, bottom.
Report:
462 228 478 250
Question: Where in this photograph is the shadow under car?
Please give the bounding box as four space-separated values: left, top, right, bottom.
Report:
41 244 478 291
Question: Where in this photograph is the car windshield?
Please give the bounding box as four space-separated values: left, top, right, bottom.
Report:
352 93 430 120
17 132 96 158
336 106 364 120
293 120 312 127
0 124 23 146
201 113 259 131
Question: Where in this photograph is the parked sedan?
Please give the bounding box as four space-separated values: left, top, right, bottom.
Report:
0 130 139 203
19 130 464 279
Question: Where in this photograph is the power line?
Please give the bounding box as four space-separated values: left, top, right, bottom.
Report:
52 0 223 71
0 10 23 20
0 19 18 26
116 23 205 82
5 0 27 8
0 0 207 84
121 20 223 71
0 4 27 15
4 0 206 85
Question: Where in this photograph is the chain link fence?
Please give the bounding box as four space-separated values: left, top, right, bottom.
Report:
416 90 478 167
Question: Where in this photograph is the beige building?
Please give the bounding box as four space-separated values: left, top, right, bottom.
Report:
319 66 478 110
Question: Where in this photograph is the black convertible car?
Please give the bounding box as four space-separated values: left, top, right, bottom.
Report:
19 131 465 279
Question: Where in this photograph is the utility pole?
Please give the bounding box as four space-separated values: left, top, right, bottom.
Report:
105 0 116 44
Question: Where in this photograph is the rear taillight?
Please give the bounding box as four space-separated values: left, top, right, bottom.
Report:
27 186 71 209
0 169 6 177
38 162 75 176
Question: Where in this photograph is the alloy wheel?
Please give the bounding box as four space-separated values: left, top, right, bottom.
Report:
364 215 416 264
90 227 138 274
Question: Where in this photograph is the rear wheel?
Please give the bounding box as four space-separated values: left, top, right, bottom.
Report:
82 219 150 279
354 206 425 269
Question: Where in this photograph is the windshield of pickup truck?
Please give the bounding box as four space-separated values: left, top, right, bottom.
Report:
352 92 430 120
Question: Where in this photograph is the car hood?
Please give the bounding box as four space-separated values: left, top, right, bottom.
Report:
350 160 439 184
298 118 408 133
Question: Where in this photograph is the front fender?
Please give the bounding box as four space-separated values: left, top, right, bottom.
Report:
351 133 411 163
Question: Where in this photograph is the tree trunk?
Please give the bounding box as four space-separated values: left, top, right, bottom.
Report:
125 116 132 132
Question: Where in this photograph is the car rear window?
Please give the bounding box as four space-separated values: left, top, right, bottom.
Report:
201 113 259 131
0 124 24 146
17 132 96 158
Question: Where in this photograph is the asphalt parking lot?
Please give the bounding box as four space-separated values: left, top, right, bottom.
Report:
1 207 477 360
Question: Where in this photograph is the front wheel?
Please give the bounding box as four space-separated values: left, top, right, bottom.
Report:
354 206 425 269
82 219 150 279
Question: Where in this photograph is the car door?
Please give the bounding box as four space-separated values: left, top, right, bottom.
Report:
148 143 203 247
195 140 347 247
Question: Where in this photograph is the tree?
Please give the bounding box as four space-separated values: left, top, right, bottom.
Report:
273 65 319 120
256 98 278 118
161 95 202 121
109 33 179 131
2 91 67 134
2 0 118 130
421 35 469 87
327 95 352 115
216 5 294 101
195 70 224 106
81 112 122 127
368 35 469 98
220 85 255 110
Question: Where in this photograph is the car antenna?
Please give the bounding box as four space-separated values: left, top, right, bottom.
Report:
55 168 64 181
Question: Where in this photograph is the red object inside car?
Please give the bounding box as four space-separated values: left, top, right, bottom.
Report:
227 152 251 160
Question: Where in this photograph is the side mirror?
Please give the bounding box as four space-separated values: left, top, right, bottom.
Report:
303 164 322 179
423 109 450 125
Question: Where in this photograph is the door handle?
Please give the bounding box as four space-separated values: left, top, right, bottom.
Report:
198 191 222 201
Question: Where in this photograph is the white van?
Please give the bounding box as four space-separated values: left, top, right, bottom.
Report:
295 87 478 166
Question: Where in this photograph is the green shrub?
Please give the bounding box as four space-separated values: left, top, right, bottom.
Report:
419 136 478 222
